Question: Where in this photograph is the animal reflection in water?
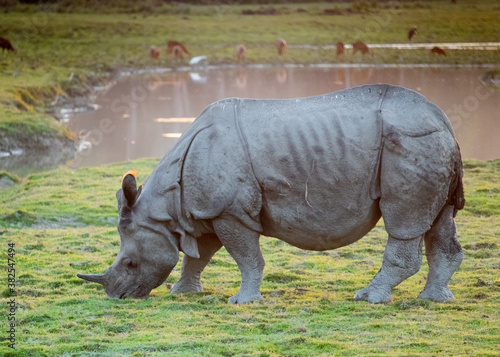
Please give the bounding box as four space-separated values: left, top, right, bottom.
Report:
141 73 187 91
235 68 286 87
276 69 287 83
333 68 373 86
77 130 93 152
235 69 247 89
334 68 346 85
352 67 374 85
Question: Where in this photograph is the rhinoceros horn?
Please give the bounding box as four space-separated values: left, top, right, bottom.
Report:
77 273 107 285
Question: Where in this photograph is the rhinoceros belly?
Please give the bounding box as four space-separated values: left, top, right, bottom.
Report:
260 197 381 251
238 90 383 250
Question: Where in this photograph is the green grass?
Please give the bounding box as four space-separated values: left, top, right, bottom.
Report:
0 158 498 356
1 0 500 142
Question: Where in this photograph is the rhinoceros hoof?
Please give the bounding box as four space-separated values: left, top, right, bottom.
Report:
354 286 393 304
170 281 203 294
229 291 263 305
418 287 454 302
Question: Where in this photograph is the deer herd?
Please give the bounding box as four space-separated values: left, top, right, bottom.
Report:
0 27 450 64
148 32 447 64
150 38 376 63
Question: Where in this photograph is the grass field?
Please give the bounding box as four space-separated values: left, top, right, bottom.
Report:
1 0 500 141
0 158 498 356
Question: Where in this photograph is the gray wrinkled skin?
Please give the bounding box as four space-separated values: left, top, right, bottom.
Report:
78 84 465 304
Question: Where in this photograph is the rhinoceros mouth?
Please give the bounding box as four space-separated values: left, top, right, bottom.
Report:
126 283 152 299
114 282 150 299
120 276 166 299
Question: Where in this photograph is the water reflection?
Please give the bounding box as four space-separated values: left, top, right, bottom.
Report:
65 66 500 167
236 69 247 89
276 69 288 84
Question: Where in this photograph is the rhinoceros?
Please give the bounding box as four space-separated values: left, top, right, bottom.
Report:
78 84 465 304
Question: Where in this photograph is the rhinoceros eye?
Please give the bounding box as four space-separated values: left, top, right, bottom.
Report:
122 257 137 269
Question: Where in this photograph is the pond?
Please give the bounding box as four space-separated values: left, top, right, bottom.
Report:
3 65 500 174
67 65 500 168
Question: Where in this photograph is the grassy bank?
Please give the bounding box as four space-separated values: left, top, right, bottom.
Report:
1 0 500 151
0 158 498 356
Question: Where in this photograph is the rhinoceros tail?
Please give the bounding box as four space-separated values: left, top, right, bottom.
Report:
449 141 465 216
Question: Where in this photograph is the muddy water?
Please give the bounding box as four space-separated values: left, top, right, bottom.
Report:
67 66 500 168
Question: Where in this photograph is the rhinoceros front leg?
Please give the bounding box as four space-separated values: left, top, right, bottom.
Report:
213 216 264 304
171 233 222 294
354 234 424 303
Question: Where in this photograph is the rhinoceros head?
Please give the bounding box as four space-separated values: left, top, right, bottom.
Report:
78 171 195 299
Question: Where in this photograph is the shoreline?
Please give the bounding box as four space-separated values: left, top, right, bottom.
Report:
1 59 499 176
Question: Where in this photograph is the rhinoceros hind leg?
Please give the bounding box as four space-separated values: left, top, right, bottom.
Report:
354 234 424 303
171 233 222 294
418 205 463 302
213 216 264 304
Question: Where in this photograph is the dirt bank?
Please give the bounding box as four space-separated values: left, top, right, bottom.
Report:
0 128 77 174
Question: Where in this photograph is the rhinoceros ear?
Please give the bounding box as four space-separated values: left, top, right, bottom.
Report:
122 170 139 207
180 234 200 259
